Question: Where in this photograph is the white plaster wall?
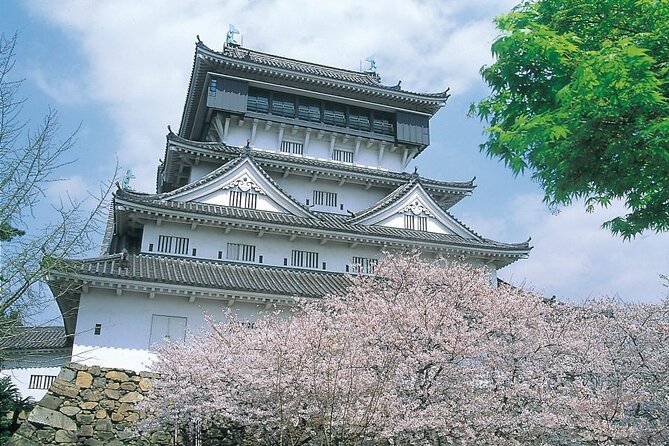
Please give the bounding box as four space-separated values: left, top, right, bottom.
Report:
378 213 451 234
1 367 63 400
72 289 267 371
223 121 404 170
141 221 381 272
190 161 221 182
270 174 389 214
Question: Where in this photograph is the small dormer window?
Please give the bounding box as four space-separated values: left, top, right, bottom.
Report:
404 214 428 231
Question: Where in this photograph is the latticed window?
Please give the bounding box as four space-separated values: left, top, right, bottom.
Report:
404 214 428 231
351 257 378 274
28 375 56 390
157 235 189 254
280 140 304 155
291 250 319 269
226 243 256 262
313 190 337 207
229 190 258 209
332 149 353 163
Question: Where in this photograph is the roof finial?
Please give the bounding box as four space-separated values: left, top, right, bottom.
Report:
412 166 419 177
121 169 136 191
167 125 173 134
364 55 381 82
226 25 240 47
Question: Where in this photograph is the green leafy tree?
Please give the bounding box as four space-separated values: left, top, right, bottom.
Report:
472 0 669 238
0 376 34 442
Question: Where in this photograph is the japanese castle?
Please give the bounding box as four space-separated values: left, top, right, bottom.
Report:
48 37 531 372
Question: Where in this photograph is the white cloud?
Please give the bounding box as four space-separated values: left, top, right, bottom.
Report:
45 175 89 203
500 194 669 303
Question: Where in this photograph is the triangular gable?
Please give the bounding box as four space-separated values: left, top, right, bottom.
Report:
352 182 480 239
166 156 314 218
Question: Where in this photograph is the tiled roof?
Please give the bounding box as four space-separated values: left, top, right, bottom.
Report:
131 152 315 217
350 178 419 223
115 192 530 254
0 326 68 351
164 134 475 194
208 43 450 100
61 254 352 299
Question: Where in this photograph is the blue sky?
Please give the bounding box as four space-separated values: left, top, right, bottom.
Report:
2 0 668 323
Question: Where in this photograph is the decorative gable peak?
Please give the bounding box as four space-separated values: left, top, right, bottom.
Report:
221 174 266 195
156 155 314 218
353 181 481 239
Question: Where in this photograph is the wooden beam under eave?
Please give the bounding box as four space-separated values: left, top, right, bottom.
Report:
257 230 265 238
188 295 196 303
250 119 259 145
364 182 372 190
277 124 285 152
213 114 226 142
288 234 297 242
338 177 346 186
282 169 290 178
350 241 359 248
310 172 319 183
319 238 328 245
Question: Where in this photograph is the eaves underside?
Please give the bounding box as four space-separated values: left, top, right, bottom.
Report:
162 136 474 195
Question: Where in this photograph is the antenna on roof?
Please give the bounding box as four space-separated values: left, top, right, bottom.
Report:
226 24 240 47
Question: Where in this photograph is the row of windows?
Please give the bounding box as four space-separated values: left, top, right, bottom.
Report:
149 237 378 273
247 87 394 136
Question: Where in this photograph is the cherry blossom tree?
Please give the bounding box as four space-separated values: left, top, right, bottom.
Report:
142 254 669 446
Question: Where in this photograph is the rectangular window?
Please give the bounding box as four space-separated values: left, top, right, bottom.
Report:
291 250 319 269
229 190 258 209
208 79 217 97
298 97 321 122
372 112 394 135
247 87 270 113
149 315 187 349
157 235 189 255
351 257 378 274
323 102 346 127
226 243 256 262
313 190 337 207
271 93 296 117
332 149 353 163
348 108 371 131
280 140 304 155
28 375 56 390
404 214 428 231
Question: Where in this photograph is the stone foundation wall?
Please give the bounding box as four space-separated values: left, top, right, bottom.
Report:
7 363 171 446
